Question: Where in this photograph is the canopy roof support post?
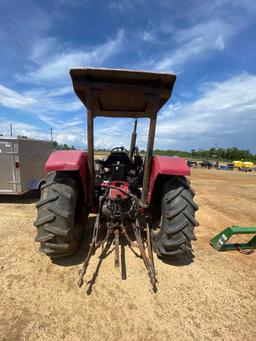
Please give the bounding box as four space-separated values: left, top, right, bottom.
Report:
141 113 157 205
87 109 95 206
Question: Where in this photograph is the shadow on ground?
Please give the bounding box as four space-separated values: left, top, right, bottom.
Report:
160 252 194 266
52 217 143 294
52 216 97 267
51 217 193 294
0 191 39 204
52 218 141 267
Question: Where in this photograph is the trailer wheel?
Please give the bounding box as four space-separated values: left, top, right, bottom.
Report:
34 171 87 258
151 176 199 258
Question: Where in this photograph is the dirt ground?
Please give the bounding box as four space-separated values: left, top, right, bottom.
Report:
0 169 255 341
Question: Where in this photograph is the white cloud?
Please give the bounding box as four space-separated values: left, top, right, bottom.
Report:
0 118 42 138
109 0 145 12
153 20 232 71
136 0 256 73
92 117 148 150
0 1 51 53
1 73 255 151
109 2 125 12
89 73 255 151
0 85 37 108
0 84 81 115
0 28 125 131
30 37 60 63
0 117 86 146
18 29 124 83
155 72 256 149
141 30 156 43
215 36 225 50
53 127 86 146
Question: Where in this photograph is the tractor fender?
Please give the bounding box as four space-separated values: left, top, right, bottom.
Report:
45 150 88 201
148 156 190 203
28 178 46 191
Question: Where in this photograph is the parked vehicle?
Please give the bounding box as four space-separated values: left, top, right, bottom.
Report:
233 161 254 172
240 162 254 172
200 160 213 169
34 68 199 290
233 160 243 168
0 137 52 195
187 160 198 168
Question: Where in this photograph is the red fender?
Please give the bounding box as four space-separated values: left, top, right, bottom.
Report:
148 156 190 202
45 150 88 202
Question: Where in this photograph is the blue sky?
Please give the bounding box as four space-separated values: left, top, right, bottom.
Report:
0 0 256 152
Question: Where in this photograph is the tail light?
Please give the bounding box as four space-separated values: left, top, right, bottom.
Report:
15 162 20 168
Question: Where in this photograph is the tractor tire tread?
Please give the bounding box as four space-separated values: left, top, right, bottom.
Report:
35 232 55 243
35 193 59 208
34 171 86 258
34 213 56 227
152 176 198 258
44 225 71 237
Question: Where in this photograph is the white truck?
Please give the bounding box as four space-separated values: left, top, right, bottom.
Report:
0 137 52 195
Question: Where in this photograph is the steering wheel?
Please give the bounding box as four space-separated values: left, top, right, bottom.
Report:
110 146 129 154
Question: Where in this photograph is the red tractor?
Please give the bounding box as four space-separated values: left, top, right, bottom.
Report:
34 68 198 290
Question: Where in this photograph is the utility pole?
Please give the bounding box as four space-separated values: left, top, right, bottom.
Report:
50 128 53 142
10 123 13 136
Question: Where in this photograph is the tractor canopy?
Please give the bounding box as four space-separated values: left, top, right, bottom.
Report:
70 68 176 118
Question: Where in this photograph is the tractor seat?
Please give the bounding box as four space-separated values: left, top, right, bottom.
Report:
103 152 133 168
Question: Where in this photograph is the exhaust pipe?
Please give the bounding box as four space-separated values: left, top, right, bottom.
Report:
130 119 138 158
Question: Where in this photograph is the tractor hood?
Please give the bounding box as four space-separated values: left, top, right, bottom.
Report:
70 68 176 118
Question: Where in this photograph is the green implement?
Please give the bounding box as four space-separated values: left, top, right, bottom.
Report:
210 226 256 252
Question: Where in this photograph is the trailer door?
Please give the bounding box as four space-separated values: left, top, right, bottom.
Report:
0 140 17 193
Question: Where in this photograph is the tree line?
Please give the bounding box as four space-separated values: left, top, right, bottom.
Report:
51 142 256 162
52 141 76 150
154 147 256 162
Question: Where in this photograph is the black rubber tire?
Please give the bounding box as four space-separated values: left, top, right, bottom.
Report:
34 171 86 258
152 176 199 257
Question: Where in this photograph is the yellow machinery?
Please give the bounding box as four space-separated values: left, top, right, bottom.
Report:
233 161 254 169
242 161 254 169
233 160 243 168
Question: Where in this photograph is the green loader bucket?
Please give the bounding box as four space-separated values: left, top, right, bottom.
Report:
210 226 256 251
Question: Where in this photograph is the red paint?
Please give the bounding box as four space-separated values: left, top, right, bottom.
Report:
101 181 129 199
148 156 190 202
90 206 98 214
109 181 129 199
45 152 189 207
138 207 144 214
45 150 88 202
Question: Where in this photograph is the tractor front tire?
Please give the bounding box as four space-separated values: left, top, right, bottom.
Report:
34 171 86 258
152 176 199 257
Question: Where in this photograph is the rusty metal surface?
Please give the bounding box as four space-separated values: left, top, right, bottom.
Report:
78 210 157 292
129 119 138 158
141 115 157 205
147 223 155 270
87 109 95 206
78 196 103 287
114 229 120 267
133 222 157 292
70 67 176 118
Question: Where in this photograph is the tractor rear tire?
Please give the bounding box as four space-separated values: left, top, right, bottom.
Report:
34 171 86 258
152 176 199 257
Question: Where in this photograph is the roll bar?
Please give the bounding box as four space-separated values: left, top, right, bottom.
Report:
70 68 176 205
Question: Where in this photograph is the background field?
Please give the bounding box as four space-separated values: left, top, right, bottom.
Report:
0 169 255 341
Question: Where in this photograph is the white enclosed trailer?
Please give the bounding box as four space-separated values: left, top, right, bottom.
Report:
0 137 52 195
